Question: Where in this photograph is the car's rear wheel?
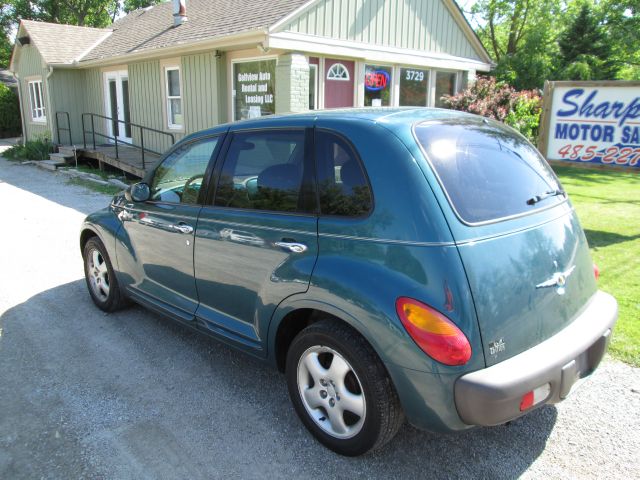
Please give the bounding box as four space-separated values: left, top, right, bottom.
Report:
83 237 126 312
286 319 404 456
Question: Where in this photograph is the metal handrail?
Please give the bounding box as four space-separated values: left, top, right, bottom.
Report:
81 113 175 169
55 111 72 146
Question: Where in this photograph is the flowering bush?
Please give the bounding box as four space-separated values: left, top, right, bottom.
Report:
441 76 542 143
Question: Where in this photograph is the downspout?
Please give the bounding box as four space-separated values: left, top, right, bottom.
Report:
13 72 27 145
45 66 56 144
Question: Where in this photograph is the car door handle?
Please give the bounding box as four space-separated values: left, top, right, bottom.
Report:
274 241 308 253
172 223 194 234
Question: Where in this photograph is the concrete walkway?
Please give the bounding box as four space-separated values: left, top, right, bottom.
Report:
0 137 19 147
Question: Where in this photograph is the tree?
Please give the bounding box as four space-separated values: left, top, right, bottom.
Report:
599 0 640 79
557 3 620 80
469 0 563 90
123 0 162 14
8 0 119 27
1 2 12 67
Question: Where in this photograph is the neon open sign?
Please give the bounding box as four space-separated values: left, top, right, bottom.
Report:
365 70 390 92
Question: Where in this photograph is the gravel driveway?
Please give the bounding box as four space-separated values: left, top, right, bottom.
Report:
0 151 638 479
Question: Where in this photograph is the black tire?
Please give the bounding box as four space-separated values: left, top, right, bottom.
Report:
286 318 404 456
83 237 127 312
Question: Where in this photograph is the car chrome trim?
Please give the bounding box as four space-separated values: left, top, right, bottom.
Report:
199 219 315 237
275 241 308 253
454 207 575 246
318 232 456 247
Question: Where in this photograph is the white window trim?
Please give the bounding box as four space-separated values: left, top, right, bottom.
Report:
28 79 46 123
316 57 470 109
164 65 184 130
326 62 350 81
318 57 326 109
309 63 318 110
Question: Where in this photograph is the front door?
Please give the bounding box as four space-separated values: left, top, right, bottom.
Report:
324 59 355 108
115 136 222 319
104 70 132 143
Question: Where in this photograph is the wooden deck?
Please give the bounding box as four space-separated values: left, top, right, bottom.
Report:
71 144 162 178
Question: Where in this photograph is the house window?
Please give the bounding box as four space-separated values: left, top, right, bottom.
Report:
399 67 429 107
326 63 350 81
28 80 46 123
435 71 458 108
165 67 183 129
364 65 392 107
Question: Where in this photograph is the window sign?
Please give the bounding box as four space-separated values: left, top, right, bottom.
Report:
435 71 457 107
364 65 392 107
233 60 276 121
400 68 429 106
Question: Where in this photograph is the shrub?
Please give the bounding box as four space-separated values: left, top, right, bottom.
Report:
0 83 22 138
441 76 543 143
2 133 53 161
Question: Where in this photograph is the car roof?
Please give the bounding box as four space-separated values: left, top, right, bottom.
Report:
182 107 479 142
269 107 472 123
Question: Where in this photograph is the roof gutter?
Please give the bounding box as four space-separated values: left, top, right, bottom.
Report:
266 32 492 72
72 29 268 69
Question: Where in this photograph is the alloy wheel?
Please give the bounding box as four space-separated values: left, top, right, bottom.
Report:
297 346 366 439
87 248 110 302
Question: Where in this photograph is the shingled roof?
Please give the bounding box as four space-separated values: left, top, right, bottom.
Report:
83 0 309 62
18 20 111 65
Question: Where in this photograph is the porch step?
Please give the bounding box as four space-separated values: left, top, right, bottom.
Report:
56 146 78 158
49 152 74 163
37 159 67 171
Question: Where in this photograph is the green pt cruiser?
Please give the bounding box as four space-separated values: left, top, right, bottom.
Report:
80 108 618 456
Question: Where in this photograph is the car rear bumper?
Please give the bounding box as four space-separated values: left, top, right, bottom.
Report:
454 290 618 427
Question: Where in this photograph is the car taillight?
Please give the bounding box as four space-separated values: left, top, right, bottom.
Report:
395 297 472 366
593 263 600 281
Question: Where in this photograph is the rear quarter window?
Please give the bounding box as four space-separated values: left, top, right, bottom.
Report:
414 119 564 224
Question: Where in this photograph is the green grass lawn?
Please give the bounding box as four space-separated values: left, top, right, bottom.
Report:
554 165 640 367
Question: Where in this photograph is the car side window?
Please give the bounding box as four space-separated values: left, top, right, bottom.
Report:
150 137 219 204
315 130 372 216
214 130 313 213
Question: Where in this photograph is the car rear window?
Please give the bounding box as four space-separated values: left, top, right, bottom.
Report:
414 119 564 224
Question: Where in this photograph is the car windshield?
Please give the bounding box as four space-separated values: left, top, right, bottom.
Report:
414 118 563 224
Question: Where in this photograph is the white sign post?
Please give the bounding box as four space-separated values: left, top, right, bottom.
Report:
539 81 640 169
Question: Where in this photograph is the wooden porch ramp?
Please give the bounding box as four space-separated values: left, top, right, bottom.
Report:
62 144 161 178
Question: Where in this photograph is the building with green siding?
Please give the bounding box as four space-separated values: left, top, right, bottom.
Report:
9 0 492 155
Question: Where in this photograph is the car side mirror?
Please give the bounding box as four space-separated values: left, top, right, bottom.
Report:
126 182 151 203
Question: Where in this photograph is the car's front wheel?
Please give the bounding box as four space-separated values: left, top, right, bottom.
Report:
286 319 404 456
83 237 127 312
